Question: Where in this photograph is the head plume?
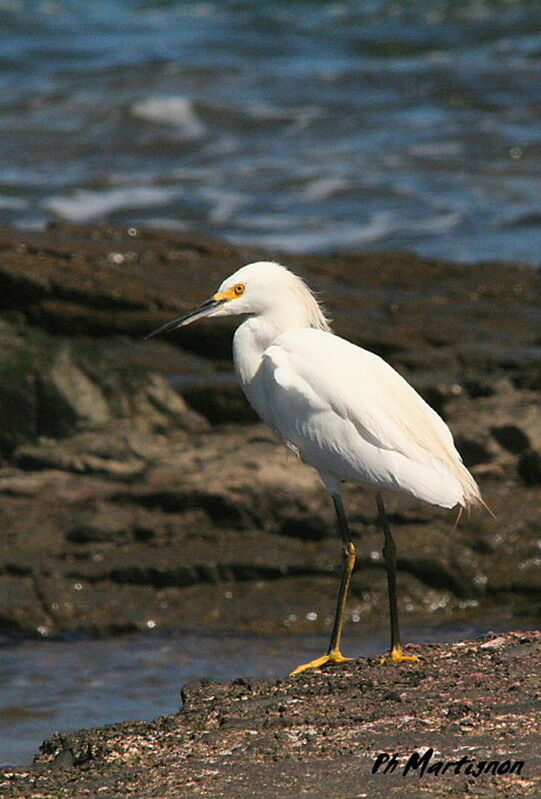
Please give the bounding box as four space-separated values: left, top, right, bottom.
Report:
219 261 332 331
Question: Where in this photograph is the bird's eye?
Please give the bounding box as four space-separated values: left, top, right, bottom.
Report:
233 283 245 296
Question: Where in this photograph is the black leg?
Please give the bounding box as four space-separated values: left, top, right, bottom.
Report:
376 492 419 662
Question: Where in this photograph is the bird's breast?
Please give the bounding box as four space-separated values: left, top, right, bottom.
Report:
232 320 277 424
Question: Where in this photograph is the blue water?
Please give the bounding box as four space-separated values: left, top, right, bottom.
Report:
0 0 539 264
0 620 516 767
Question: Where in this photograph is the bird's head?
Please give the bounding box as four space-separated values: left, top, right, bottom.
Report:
146 261 330 339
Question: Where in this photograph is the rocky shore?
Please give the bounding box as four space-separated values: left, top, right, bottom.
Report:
0 631 539 798
0 222 539 794
0 221 539 641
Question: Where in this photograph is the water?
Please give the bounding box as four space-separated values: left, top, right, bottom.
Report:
0 0 540 264
0 621 513 767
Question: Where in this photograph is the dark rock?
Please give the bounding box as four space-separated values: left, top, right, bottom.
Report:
490 424 531 454
517 449 541 485
14 442 147 481
36 347 111 436
129 373 210 433
512 366 541 392
454 436 493 467
32 349 208 440
0 222 539 642
278 510 330 540
0 632 535 798
445 386 540 470
0 373 37 457
462 378 497 398
65 505 152 544
181 379 258 424
0 420 539 638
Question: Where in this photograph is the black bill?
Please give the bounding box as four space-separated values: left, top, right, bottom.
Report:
145 297 226 340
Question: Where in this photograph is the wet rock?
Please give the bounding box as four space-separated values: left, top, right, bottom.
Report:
0 419 539 638
0 575 50 634
445 386 540 472
0 472 50 497
454 435 494 467
0 222 539 640
0 632 537 798
180 377 258 424
462 377 498 398
10 424 164 484
517 449 541 485
65 504 157 545
4 339 209 446
513 365 541 392
0 221 539 368
0 221 540 449
14 441 146 481
37 347 110 436
0 373 37 457
490 424 531 454
131 373 210 432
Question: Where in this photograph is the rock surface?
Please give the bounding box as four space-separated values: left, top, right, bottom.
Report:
0 631 538 798
0 223 539 795
0 221 539 640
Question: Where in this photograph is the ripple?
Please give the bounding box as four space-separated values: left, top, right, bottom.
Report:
44 186 181 222
0 0 539 264
131 95 206 138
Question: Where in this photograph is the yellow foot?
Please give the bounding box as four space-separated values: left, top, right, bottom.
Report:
290 650 352 676
380 644 420 664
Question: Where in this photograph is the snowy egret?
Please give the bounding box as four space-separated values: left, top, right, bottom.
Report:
147 261 484 674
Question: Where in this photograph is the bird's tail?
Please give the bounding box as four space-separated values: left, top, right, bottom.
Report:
456 461 495 517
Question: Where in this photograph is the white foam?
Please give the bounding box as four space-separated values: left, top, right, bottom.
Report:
245 101 292 121
44 186 179 222
200 188 246 224
232 208 461 253
244 101 320 135
301 177 354 201
131 96 205 138
231 217 393 253
411 210 462 234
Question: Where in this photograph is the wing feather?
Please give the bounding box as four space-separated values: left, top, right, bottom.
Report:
259 329 481 508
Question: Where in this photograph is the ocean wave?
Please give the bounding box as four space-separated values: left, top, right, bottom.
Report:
1 0 539 265
130 96 206 138
231 215 397 253
199 188 247 225
301 177 356 201
232 209 463 253
44 186 180 222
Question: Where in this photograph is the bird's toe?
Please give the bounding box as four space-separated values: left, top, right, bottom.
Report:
290 650 353 675
380 644 420 664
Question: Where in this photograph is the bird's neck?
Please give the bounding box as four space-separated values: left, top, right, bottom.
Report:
233 314 298 388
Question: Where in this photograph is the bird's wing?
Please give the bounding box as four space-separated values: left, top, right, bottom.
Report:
259 329 479 507
262 329 455 464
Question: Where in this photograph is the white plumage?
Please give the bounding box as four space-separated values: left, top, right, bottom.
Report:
147 260 484 671
226 261 481 510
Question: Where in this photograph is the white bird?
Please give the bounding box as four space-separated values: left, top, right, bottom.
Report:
147 261 485 674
